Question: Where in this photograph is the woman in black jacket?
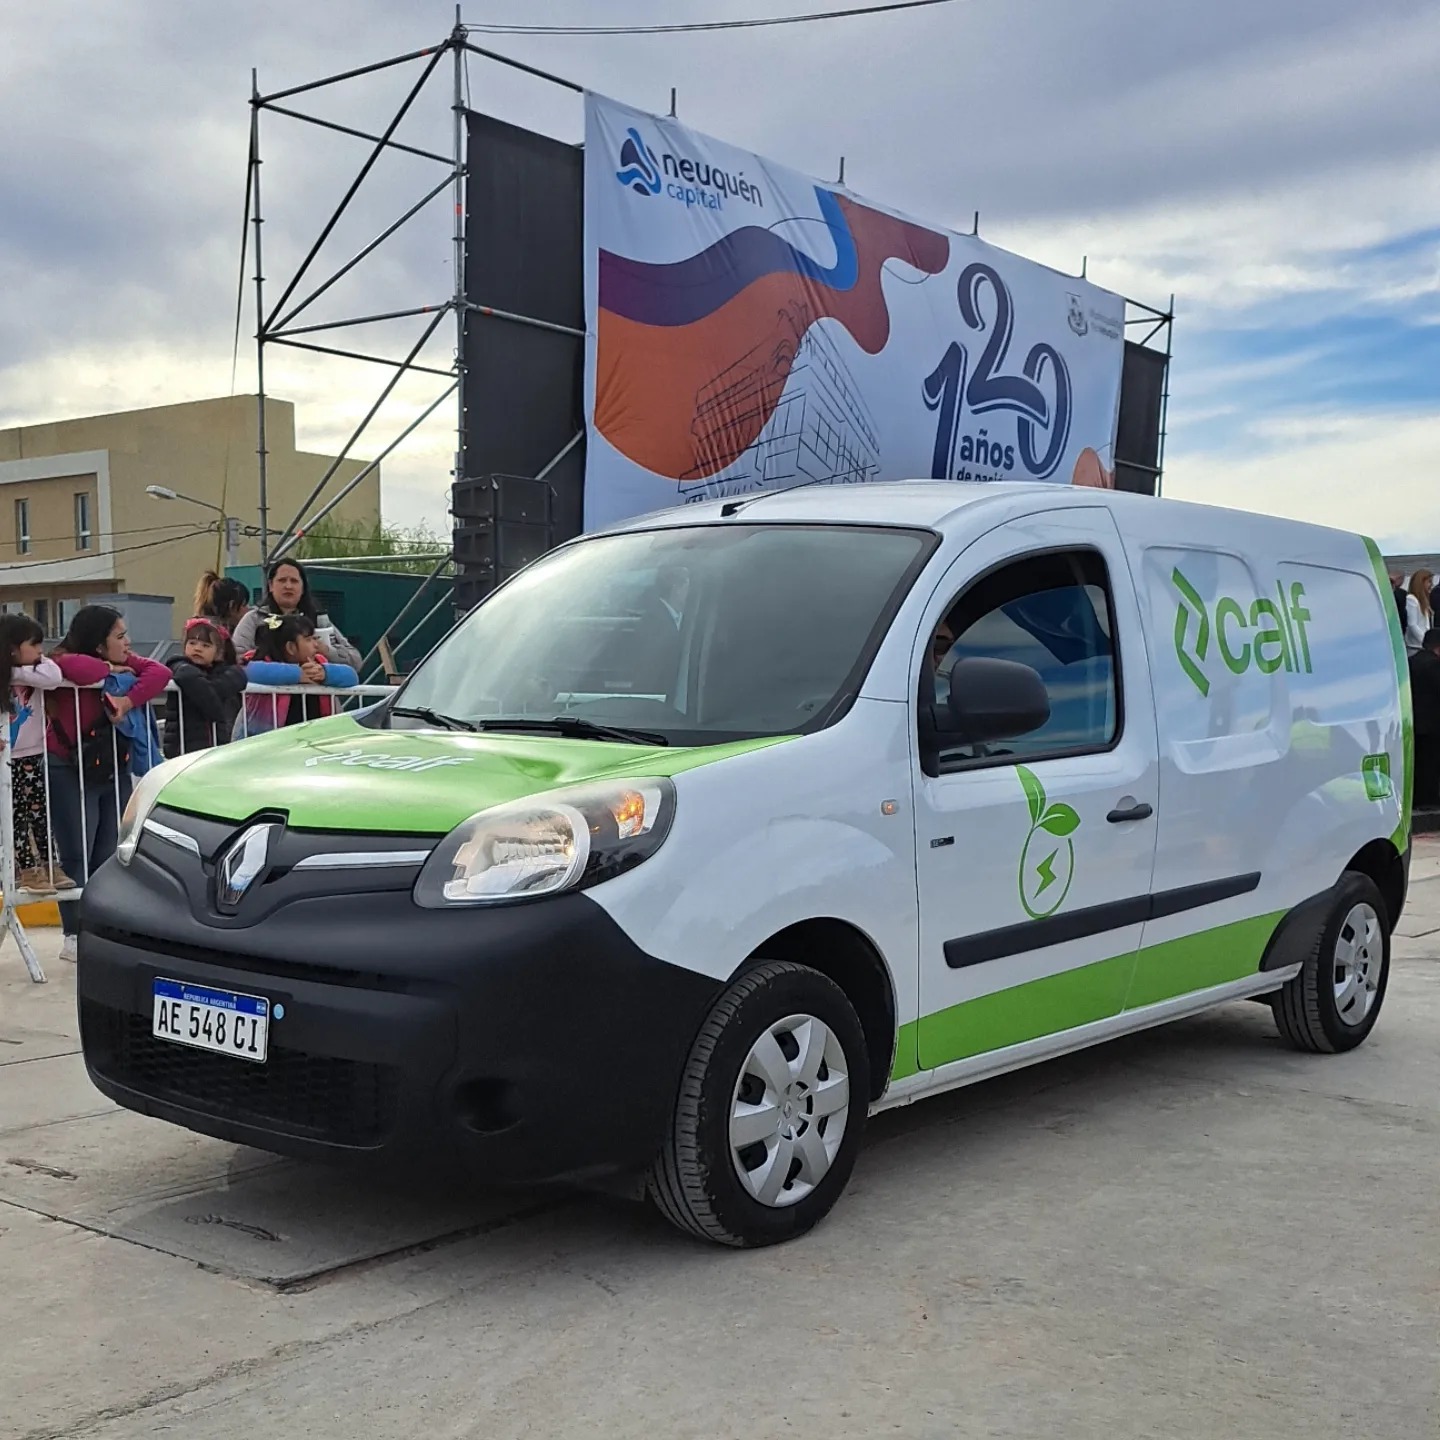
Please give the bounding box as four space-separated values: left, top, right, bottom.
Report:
163 618 247 757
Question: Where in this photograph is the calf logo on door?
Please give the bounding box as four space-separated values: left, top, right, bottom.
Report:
1015 766 1081 919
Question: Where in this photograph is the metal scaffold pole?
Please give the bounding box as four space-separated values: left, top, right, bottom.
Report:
250 71 270 567
451 10 469 524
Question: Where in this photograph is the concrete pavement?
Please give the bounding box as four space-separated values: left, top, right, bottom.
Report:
3 848 1438 1439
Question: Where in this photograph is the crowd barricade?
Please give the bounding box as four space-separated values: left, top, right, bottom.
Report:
1 679 396 983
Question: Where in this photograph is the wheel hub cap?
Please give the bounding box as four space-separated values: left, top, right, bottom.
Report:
1333 901 1382 1028
729 1013 851 1209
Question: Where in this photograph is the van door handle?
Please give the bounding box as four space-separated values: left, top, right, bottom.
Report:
1106 800 1153 824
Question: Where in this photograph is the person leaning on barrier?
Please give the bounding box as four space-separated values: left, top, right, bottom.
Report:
45 605 171 962
0 611 74 895
231 557 362 671
1408 627 1440 809
163 618 247 757
234 613 358 741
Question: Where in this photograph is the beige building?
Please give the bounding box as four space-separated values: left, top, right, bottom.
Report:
0 396 380 645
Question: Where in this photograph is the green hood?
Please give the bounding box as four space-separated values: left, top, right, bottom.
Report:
159 714 785 833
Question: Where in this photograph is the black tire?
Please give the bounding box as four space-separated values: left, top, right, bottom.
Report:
647 960 870 1248
1271 872 1390 1053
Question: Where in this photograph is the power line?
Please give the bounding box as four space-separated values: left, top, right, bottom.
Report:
467 0 962 35
9 519 213 550
0 528 214 573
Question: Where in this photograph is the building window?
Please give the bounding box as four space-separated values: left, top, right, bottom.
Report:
14 498 29 555
74 492 92 551
58 599 79 636
33 599 49 635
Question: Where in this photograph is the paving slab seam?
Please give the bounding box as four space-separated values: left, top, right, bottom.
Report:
0 1107 115 1140
0 1192 242 1279
0 1048 82 1068
0 1152 289 1217
269 1193 578 1293
13 1296 483 1440
97 1158 292 1215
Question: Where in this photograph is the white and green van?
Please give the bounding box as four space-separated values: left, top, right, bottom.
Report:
78 482 1411 1247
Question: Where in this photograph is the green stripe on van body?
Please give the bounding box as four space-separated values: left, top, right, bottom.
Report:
159 715 792 833
897 911 1284 1078
1364 536 1412 851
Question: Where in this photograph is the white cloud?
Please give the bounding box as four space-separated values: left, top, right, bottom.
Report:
0 0 1437 547
1165 409 1440 549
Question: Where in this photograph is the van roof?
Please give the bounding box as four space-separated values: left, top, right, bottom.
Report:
598 479 1368 550
602 480 1073 534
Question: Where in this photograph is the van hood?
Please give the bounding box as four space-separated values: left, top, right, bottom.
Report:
157 714 785 833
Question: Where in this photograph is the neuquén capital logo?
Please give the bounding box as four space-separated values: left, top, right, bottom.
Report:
614 125 765 212
1171 567 1314 698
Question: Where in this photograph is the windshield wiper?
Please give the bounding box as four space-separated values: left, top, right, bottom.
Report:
469 716 670 747
389 704 478 732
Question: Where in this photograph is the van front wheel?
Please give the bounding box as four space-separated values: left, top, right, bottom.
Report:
647 960 870 1247
1272 872 1390 1053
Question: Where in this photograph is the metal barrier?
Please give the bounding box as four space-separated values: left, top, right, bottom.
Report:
2 679 395 983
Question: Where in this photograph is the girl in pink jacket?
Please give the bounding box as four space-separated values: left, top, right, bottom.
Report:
0 613 73 894
45 606 171 956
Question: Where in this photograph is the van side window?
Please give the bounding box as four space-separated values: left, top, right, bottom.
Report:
931 549 1119 768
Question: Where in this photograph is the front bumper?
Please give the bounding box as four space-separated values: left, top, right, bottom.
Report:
77 813 720 1185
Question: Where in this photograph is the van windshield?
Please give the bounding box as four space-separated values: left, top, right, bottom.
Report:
392 523 934 745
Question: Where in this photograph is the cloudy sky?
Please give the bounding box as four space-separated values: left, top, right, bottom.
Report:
2 0 1437 550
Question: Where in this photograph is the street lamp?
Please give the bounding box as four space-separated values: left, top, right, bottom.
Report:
146 485 238 567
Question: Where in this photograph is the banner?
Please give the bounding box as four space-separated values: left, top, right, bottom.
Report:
582 93 1126 530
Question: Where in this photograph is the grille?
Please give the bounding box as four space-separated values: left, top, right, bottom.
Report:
81 1001 399 1147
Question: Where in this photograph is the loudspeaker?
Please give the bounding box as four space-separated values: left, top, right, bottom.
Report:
451 473 557 614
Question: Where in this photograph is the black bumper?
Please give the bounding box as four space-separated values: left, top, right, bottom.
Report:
77 833 720 1186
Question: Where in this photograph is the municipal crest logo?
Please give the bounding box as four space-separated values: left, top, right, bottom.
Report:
1067 294 1089 338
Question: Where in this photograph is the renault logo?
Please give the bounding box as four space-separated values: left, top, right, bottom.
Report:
217 822 283 911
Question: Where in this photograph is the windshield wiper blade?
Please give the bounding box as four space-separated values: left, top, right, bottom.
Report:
469 716 670 746
389 704 478 732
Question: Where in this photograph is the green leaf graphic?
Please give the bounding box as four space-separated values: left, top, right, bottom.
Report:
1039 802 1081 836
1016 765 1045 826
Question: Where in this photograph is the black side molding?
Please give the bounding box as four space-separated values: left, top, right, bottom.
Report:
946 872 1262 969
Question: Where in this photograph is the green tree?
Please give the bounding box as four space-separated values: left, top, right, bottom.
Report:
289 517 451 577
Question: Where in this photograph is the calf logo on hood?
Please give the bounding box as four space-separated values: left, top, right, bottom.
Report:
304 749 473 774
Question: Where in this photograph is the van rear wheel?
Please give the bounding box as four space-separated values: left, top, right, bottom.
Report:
647 960 870 1248
1271 872 1390 1053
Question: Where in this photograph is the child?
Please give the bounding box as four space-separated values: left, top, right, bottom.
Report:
164 618 247 757
235 613 358 740
0 613 74 895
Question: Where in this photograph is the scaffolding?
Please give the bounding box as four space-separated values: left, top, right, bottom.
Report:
244 13 1175 602
243 13 594 669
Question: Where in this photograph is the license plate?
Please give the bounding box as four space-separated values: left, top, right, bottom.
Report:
152 978 269 1063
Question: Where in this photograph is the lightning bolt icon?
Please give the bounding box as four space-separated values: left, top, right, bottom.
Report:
1034 849 1059 895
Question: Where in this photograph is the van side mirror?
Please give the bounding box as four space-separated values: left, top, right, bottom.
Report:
940 657 1050 744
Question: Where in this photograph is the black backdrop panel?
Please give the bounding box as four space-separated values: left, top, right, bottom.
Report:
1113 340 1168 496
456 113 585 611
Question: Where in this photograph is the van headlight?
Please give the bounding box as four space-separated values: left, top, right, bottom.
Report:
413 779 676 907
116 751 209 867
